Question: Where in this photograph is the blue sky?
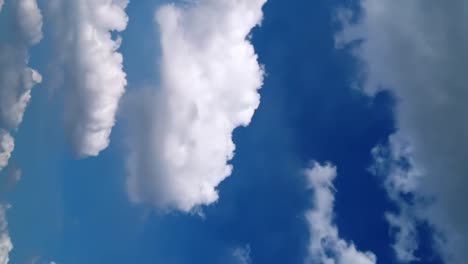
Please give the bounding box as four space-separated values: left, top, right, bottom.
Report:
0 0 465 264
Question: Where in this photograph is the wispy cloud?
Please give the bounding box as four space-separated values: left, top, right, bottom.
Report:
304 162 376 264
125 0 266 212
232 244 252 264
337 0 468 262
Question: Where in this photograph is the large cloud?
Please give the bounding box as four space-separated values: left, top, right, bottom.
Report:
304 162 377 264
0 0 43 171
47 0 129 157
337 1 468 263
126 0 266 212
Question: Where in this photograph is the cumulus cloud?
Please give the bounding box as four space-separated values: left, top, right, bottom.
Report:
337 1 468 262
47 0 129 157
0 133 13 172
125 0 266 212
0 0 43 171
0 205 13 264
304 162 377 264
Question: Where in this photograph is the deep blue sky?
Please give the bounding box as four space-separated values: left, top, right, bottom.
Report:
0 0 444 263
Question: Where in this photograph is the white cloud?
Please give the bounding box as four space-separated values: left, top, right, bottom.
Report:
0 205 13 264
0 133 14 172
15 0 43 45
47 0 129 157
125 0 266 212
370 137 421 262
0 0 43 171
304 162 376 264
337 1 468 262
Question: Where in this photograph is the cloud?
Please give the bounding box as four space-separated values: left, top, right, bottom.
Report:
0 205 13 264
125 0 266 212
0 164 22 197
337 1 468 262
304 162 377 264
15 0 43 45
370 137 421 262
0 133 13 172
47 0 129 157
28 256 58 264
0 0 43 171
232 244 252 264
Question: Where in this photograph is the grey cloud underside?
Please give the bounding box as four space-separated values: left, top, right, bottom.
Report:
47 0 129 157
0 0 43 171
125 0 266 212
337 0 468 263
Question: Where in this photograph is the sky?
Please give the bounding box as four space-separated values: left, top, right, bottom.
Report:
0 0 465 264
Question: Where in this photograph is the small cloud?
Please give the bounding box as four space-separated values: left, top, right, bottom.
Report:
0 204 13 264
0 165 22 196
232 244 252 264
304 161 376 264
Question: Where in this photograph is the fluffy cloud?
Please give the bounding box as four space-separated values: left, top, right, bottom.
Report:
337 1 468 262
0 205 13 264
15 0 43 45
0 133 13 172
47 0 129 157
0 0 43 171
125 0 266 212
304 162 377 264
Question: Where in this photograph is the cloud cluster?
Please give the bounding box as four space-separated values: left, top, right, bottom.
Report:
126 0 266 212
47 0 129 157
304 162 377 264
0 0 43 171
337 0 468 262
